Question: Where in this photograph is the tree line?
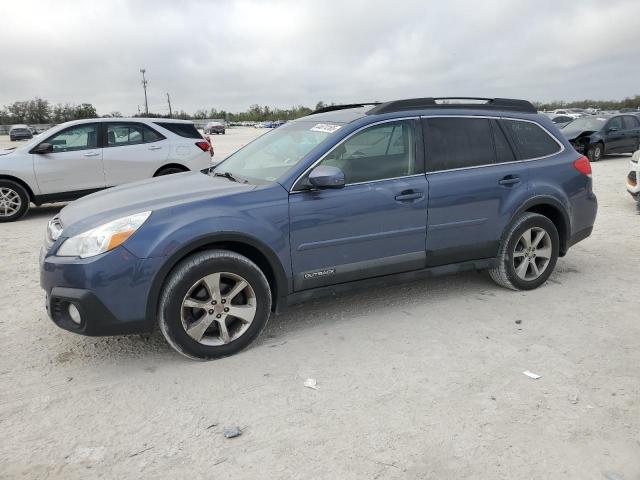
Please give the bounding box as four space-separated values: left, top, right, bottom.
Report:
533 95 640 111
3 96 639 125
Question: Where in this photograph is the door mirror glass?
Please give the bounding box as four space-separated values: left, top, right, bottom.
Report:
607 126 618 133
308 165 345 189
32 142 53 154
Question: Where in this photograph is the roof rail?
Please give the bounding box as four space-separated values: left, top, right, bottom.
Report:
311 103 381 115
367 97 537 115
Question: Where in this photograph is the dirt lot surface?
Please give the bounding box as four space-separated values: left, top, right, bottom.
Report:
1 127 638 479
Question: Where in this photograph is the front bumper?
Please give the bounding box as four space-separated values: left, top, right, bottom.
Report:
40 246 166 336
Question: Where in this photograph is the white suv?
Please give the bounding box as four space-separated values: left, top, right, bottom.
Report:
627 150 640 200
0 118 213 221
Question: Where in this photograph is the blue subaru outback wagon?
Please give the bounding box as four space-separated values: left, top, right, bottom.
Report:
40 97 597 359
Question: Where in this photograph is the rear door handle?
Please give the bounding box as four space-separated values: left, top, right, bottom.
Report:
498 175 521 186
148 145 162 150
83 152 100 157
395 191 424 201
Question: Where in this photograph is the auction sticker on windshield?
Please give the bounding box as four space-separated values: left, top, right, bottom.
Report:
310 124 342 134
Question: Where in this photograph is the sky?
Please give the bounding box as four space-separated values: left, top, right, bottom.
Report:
1 0 640 115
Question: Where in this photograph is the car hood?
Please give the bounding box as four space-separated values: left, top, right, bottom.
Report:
0 148 16 156
59 171 256 235
561 127 599 141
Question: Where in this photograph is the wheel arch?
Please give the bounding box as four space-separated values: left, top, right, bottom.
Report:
153 163 190 177
511 197 571 256
0 174 35 202
145 233 289 329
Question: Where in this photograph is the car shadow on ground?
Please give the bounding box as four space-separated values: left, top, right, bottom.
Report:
55 269 500 363
27 204 66 219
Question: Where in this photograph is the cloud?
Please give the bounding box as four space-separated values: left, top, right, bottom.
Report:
1 0 639 114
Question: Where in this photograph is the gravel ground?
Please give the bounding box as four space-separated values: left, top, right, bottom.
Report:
0 128 639 479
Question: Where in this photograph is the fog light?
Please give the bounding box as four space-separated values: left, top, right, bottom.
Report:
68 303 82 325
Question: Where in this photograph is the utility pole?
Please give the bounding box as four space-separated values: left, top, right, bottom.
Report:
140 68 149 116
166 93 172 118
137 105 141 115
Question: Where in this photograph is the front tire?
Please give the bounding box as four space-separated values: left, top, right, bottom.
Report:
0 180 30 222
587 143 603 162
159 250 272 360
489 213 559 291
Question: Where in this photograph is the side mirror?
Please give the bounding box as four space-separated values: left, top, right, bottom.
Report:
307 165 345 189
32 143 53 154
607 126 619 133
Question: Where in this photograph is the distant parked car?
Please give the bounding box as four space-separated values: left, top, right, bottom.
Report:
552 109 583 119
0 118 213 221
627 150 640 200
9 125 33 141
204 121 225 135
561 114 640 162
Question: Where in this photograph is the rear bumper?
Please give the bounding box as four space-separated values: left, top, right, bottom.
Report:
565 189 597 253
40 246 166 336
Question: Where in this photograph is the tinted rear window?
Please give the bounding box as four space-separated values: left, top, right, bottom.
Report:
154 122 202 139
424 117 494 172
502 120 560 159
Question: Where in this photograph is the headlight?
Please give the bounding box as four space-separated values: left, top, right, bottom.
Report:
56 211 151 258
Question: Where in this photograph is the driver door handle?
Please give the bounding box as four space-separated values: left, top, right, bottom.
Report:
83 151 100 157
148 145 162 150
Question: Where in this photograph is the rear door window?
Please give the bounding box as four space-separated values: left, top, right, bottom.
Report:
106 123 164 147
501 120 561 159
155 122 202 138
424 117 494 172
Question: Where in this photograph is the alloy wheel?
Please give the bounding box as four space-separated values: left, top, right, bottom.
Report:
512 227 552 281
0 187 22 218
180 272 257 346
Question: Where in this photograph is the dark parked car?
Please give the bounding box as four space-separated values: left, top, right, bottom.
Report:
40 97 597 360
204 122 225 135
561 114 640 161
9 125 33 141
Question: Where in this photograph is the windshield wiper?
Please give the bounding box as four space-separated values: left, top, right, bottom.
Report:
213 171 239 182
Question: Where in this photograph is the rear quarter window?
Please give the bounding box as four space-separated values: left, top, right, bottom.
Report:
154 122 202 139
502 120 561 159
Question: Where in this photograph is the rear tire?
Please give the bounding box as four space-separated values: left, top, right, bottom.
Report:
0 180 30 222
159 250 272 360
587 143 603 162
489 213 559 291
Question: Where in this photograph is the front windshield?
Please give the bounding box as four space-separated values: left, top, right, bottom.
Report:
566 117 606 131
212 121 342 184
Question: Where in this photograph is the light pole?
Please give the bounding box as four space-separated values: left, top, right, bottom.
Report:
166 93 172 118
140 68 149 116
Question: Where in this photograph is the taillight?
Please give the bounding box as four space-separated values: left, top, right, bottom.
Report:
573 156 592 177
195 141 210 153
